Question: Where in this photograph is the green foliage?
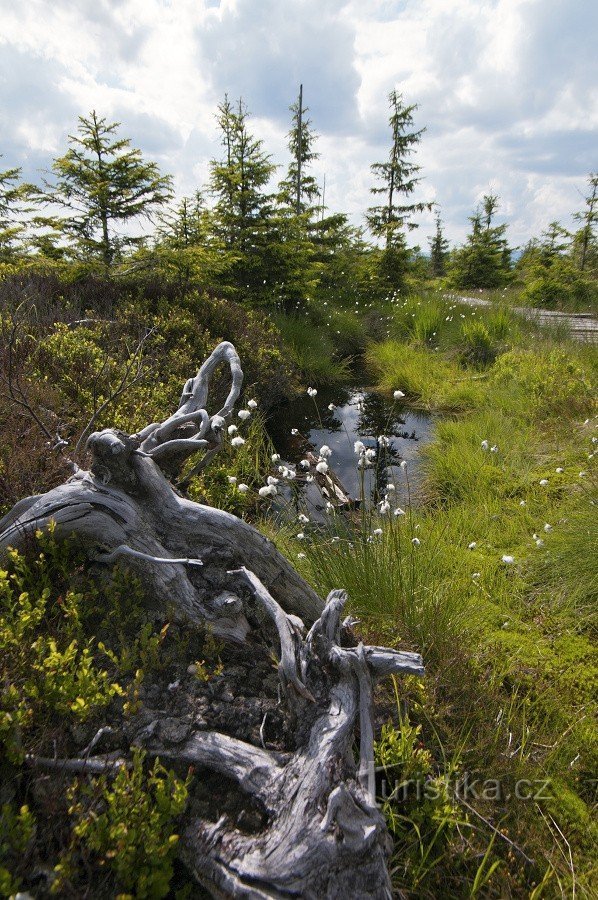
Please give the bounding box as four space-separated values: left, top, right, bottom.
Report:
186 411 277 513
0 802 36 895
0 162 35 261
38 111 173 269
571 172 598 274
376 708 466 893
272 312 352 385
147 191 232 289
208 95 277 302
54 748 189 899
278 86 321 213
532 490 598 627
366 91 430 247
519 255 598 311
449 194 512 289
490 346 594 418
365 339 483 411
0 536 124 762
458 319 498 367
428 211 449 278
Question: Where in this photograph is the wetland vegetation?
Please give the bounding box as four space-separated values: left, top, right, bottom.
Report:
0 91 596 897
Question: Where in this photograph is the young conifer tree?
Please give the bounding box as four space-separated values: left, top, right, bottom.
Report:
278 85 321 214
40 111 172 270
450 193 511 288
0 163 33 261
367 90 431 288
428 210 449 277
572 172 598 272
209 96 276 300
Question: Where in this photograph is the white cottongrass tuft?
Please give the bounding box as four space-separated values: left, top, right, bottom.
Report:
271 453 280 462
373 528 383 536
319 445 332 458
297 552 306 559
291 428 299 436
539 479 549 486
468 541 477 550
556 467 564 474
238 409 251 420
490 445 499 453
354 440 366 454
228 424 238 435
394 507 406 516
393 390 405 399
328 403 335 411
237 483 249 493
247 399 258 409
543 523 552 532
258 485 277 498
502 555 515 564
267 476 279 486
231 436 245 448
307 387 317 397
315 461 329 474
227 476 237 484
411 537 421 546
298 514 309 524
481 440 489 451
400 460 407 469
379 500 391 514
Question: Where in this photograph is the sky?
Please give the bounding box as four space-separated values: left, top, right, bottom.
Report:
0 0 596 249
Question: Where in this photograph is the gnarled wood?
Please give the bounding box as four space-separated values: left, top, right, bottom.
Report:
0 341 425 898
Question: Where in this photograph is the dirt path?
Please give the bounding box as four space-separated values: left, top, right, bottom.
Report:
456 295 598 342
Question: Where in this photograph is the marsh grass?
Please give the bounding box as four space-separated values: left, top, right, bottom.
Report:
271 311 352 384
532 486 598 629
264 293 597 896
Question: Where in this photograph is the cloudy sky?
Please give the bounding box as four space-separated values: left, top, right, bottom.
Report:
0 0 596 248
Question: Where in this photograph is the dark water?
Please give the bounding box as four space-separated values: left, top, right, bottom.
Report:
267 385 434 517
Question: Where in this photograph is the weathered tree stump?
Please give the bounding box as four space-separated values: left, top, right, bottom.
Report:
0 342 424 898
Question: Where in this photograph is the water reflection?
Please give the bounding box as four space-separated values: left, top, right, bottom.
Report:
267 386 434 518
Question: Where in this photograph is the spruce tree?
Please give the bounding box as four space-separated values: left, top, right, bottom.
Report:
39 111 172 270
0 163 34 261
150 192 227 288
428 211 449 277
539 221 571 265
449 194 511 289
572 173 598 272
366 90 431 288
209 96 276 300
278 86 320 214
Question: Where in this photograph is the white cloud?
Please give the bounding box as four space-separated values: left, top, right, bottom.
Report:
0 0 595 248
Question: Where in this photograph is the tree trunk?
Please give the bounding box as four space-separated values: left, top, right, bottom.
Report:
1 341 424 898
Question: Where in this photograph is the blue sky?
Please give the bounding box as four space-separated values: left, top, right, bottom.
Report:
0 0 596 248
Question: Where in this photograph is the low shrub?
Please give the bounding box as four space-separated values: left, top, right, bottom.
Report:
54 749 189 899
